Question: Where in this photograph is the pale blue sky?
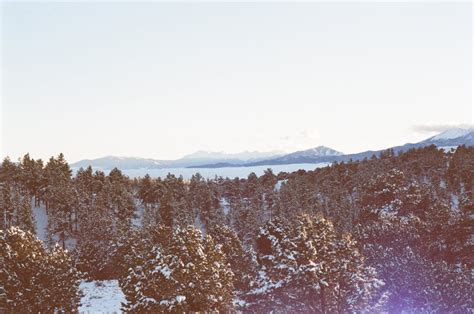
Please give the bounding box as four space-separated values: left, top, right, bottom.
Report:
1 2 472 162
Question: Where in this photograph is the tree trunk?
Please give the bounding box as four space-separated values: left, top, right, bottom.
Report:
320 285 326 314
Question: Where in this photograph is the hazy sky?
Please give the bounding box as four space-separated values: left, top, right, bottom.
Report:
1 2 472 162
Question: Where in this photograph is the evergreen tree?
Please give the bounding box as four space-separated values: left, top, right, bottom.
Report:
74 184 116 279
18 153 44 206
0 183 15 230
121 226 234 312
0 227 80 312
250 215 383 312
208 225 258 295
15 194 36 234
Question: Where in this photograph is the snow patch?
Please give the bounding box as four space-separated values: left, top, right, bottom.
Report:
32 202 48 243
274 179 288 191
220 198 230 215
79 280 126 313
439 146 458 152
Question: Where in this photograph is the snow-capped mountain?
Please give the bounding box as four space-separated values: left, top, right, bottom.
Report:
278 146 343 160
421 128 474 147
429 128 473 141
180 150 284 161
71 150 284 170
193 128 474 168
334 127 474 163
193 146 343 167
158 150 284 168
244 146 343 165
71 156 166 170
72 128 473 170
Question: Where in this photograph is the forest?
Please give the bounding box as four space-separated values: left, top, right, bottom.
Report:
0 145 472 313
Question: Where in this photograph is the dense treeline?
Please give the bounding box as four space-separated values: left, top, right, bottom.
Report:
0 145 472 312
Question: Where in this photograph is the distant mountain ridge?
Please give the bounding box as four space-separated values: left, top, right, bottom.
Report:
71 156 165 170
181 150 283 160
192 128 474 168
71 150 284 170
71 128 474 170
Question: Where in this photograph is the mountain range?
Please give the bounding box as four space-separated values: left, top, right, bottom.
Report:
71 128 474 170
71 150 284 170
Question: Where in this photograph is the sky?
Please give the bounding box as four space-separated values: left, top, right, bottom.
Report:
1 2 472 162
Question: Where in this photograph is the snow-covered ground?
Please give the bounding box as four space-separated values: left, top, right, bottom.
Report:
32 202 48 243
274 179 288 191
79 280 125 313
220 198 230 215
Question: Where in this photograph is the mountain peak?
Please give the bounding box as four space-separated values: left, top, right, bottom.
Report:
308 146 344 155
431 128 473 141
274 146 343 163
294 146 343 157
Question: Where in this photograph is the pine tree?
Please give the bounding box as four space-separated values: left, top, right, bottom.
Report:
138 174 154 207
15 194 36 234
44 154 75 248
208 225 259 296
74 184 116 279
355 215 472 312
41 244 82 312
249 215 384 312
0 185 35 234
107 168 136 226
250 217 297 311
0 157 19 188
0 227 80 312
121 226 234 312
18 154 44 206
0 183 15 230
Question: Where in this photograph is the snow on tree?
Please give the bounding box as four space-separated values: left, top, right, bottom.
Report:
359 168 430 219
355 215 472 312
0 147 471 312
121 226 234 312
207 225 259 297
0 183 15 230
15 193 36 234
74 183 116 279
0 227 80 312
249 215 384 312
42 244 82 312
188 175 223 230
0 183 36 234
250 216 299 311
